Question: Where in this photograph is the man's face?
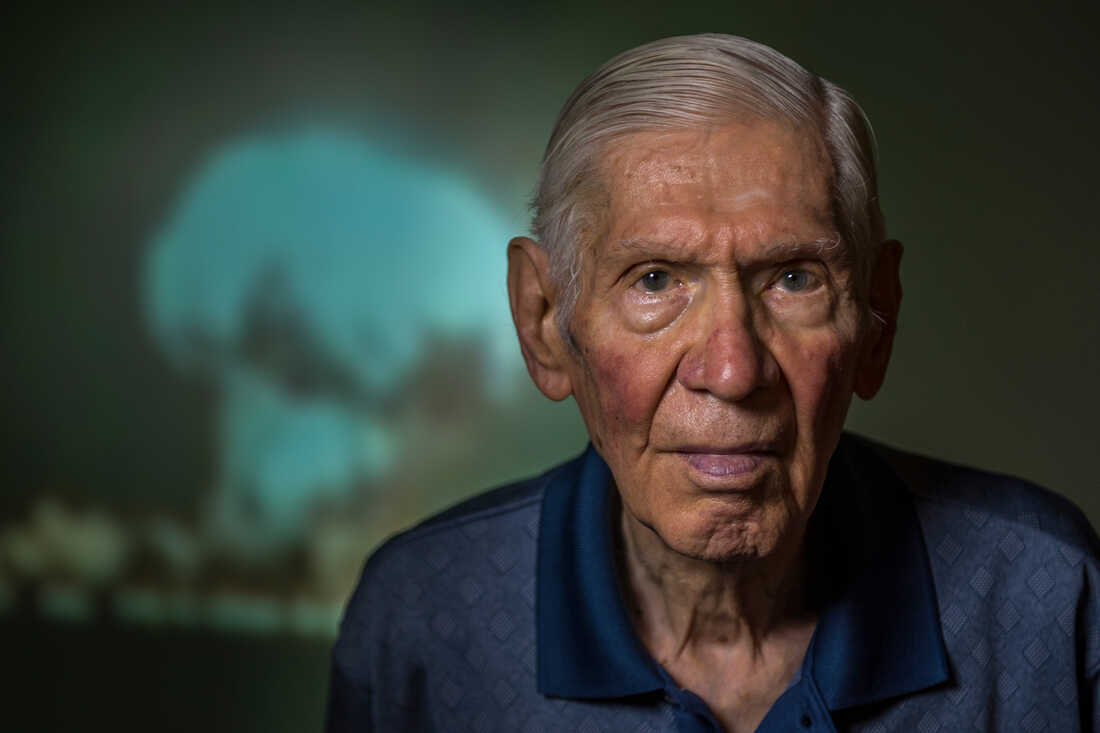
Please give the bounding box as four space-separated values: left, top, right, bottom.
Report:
562 119 878 562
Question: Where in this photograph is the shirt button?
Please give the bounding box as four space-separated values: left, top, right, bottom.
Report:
799 713 813 728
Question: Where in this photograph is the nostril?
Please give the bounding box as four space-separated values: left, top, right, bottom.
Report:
675 343 707 392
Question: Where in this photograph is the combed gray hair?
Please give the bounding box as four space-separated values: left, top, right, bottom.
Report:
531 33 885 334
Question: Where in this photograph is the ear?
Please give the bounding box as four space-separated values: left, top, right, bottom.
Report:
854 239 903 400
507 237 574 401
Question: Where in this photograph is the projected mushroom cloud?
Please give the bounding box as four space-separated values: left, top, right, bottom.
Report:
143 127 526 587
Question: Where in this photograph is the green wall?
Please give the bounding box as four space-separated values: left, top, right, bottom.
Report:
2 3 1097 730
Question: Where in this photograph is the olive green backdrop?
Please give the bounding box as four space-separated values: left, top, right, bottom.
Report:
2 2 1097 731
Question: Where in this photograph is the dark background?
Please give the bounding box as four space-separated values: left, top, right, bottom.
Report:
3 2 1098 731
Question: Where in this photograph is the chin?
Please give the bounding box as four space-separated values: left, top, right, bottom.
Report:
668 514 784 564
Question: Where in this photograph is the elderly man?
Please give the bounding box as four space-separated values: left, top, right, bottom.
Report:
327 34 1100 732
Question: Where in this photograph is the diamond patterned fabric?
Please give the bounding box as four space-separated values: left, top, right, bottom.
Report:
327 435 1100 732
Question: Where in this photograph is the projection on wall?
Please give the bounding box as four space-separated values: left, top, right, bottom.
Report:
144 127 522 564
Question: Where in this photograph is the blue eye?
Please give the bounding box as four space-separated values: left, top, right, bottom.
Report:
778 269 815 292
639 270 671 292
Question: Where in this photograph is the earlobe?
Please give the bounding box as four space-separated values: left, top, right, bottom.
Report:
507 237 574 401
855 239 903 400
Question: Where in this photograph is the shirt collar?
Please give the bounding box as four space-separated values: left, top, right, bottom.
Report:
805 435 951 709
536 434 950 707
536 445 664 698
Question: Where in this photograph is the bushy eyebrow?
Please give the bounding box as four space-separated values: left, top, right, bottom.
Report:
606 236 847 265
756 237 846 264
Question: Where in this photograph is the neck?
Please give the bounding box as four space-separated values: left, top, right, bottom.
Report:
617 506 815 660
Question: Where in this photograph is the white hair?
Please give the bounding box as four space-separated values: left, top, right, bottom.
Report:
530 33 885 334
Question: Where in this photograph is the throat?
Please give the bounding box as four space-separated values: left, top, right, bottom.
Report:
616 502 814 644
644 606 817 733
661 636 813 733
615 503 818 732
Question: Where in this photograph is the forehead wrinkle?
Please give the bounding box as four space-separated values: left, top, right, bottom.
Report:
610 152 830 228
596 212 707 264
593 121 839 273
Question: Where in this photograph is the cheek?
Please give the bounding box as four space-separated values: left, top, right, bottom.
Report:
588 346 652 424
780 328 859 427
575 337 668 447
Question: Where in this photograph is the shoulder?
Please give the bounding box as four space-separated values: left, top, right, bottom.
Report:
326 456 583 730
848 434 1100 679
361 451 585 575
346 460 561 611
370 470 547 567
332 454 580 667
846 433 1100 559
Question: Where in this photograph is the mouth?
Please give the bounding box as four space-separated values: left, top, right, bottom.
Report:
671 443 778 485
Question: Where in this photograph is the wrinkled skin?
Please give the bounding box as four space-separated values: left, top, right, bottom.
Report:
510 118 900 566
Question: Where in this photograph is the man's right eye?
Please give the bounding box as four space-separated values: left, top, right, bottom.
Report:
637 270 671 292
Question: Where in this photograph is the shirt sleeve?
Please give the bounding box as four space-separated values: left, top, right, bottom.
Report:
325 652 374 733
1081 554 1100 732
324 537 424 732
325 549 382 733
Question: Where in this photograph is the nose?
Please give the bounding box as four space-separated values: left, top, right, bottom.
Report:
676 288 779 401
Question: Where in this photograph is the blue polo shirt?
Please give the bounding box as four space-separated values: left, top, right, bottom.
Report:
328 434 1100 731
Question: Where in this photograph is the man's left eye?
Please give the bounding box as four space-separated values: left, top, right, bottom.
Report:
776 269 818 293
637 270 672 293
